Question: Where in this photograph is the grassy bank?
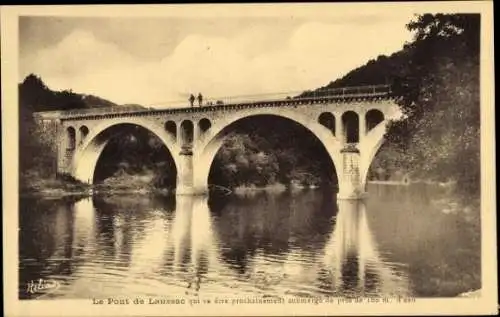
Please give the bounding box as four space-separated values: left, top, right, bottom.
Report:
20 170 174 198
20 171 92 198
92 169 174 195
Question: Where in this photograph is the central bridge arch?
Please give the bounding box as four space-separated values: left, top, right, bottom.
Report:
71 118 181 185
194 110 343 192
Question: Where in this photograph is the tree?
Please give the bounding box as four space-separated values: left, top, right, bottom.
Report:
386 13 480 196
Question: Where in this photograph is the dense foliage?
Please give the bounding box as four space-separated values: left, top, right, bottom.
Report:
209 117 337 189
308 14 480 197
94 126 178 189
20 74 119 112
388 14 480 197
19 75 121 191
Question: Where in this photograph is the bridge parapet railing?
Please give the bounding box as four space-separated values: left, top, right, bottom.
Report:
201 84 392 106
298 84 391 99
41 105 158 119
42 84 393 119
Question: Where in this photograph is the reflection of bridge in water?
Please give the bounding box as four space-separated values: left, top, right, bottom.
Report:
320 200 411 297
39 194 411 298
35 85 401 199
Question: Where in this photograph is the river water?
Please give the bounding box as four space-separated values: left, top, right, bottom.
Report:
19 184 480 299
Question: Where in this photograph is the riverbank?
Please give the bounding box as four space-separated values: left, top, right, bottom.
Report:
20 169 178 199
21 174 478 219
233 183 287 195
367 179 457 186
21 167 331 199
21 184 175 199
20 174 92 199
232 182 326 196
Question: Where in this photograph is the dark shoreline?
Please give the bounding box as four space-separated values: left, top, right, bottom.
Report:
19 179 333 200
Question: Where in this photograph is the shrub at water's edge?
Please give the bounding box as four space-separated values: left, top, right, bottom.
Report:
20 171 91 198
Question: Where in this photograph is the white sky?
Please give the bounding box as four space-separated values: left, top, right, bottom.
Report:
19 13 415 107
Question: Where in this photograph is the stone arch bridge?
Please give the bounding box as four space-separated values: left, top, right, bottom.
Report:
34 85 400 199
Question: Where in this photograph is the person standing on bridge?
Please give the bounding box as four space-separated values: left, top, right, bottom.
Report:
197 93 203 107
189 94 195 107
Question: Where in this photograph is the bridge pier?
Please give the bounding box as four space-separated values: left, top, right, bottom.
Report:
176 146 209 196
337 146 367 200
176 146 195 195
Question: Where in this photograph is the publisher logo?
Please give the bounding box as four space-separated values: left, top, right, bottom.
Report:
25 278 59 295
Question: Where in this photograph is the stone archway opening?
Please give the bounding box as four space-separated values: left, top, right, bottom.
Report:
318 112 336 135
66 126 76 151
180 120 194 147
199 118 212 134
365 109 384 132
342 111 359 143
165 120 177 139
86 123 177 190
207 115 338 191
79 125 89 144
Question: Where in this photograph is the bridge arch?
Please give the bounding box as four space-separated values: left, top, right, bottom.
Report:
71 118 180 184
194 110 342 192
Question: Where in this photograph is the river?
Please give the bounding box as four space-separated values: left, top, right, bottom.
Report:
19 184 480 299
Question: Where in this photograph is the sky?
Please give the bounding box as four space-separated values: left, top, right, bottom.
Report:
19 12 415 107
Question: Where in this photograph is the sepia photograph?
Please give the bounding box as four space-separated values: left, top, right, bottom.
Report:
2 2 496 316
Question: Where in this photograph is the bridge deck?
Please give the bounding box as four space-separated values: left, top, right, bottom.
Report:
35 84 394 121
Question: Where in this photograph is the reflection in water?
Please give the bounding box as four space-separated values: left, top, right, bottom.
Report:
163 196 227 294
320 200 410 297
189 197 215 292
19 185 478 299
72 198 95 258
